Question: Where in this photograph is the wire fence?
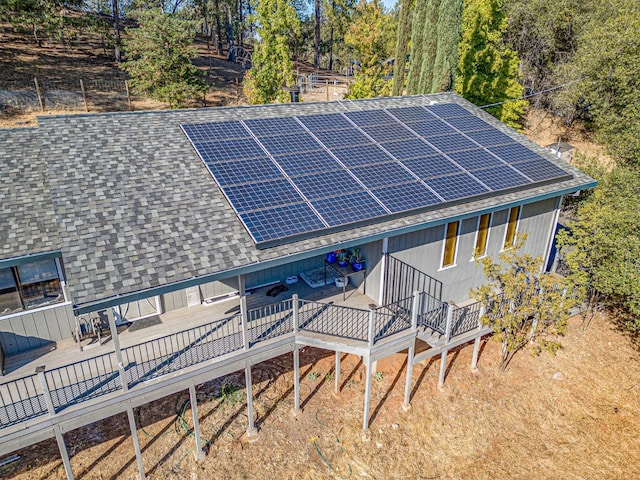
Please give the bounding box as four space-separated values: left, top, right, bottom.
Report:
0 76 133 113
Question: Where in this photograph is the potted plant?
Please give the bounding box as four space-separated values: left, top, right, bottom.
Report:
326 251 337 263
352 249 365 271
336 250 348 267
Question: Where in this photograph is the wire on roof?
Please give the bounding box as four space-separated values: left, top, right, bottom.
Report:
479 79 583 109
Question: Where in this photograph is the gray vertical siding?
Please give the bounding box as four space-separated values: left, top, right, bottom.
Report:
244 256 325 289
0 302 75 354
161 278 240 313
359 240 382 302
387 198 560 303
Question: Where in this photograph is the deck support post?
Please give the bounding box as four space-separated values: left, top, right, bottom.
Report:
362 356 373 431
108 314 128 391
53 424 74 480
439 303 454 388
293 345 301 414
402 291 421 410
334 351 341 394
245 361 258 437
189 385 206 461
126 407 146 480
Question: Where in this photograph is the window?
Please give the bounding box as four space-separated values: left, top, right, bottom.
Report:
504 206 521 249
0 259 64 316
474 213 491 258
441 221 459 268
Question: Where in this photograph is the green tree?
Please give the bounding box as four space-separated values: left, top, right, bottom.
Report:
243 0 300 104
344 0 393 99
121 9 207 108
455 0 527 129
431 0 462 92
473 235 574 370
557 161 640 331
554 1 640 165
391 0 413 96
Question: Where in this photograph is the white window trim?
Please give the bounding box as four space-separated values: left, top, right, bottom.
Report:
471 213 492 262
501 205 522 252
439 221 460 271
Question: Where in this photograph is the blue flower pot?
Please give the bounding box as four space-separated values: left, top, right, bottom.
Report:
353 262 364 271
338 260 348 267
326 252 337 263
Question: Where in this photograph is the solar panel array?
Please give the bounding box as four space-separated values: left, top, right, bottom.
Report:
181 103 572 246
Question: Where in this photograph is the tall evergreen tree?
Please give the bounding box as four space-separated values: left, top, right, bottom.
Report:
406 0 439 94
455 0 526 128
391 0 413 96
431 0 462 92
243 0 301 104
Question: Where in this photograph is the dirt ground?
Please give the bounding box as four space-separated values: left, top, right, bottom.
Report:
2 311 639 480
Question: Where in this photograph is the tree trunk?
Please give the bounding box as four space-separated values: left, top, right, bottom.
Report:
314 0 321 68
113 0 121 62
238 0 243 47
214 0 223 55
328 24 334 72
226 4 235 62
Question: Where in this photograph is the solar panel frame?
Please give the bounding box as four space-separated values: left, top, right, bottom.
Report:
469 165 530 191
425 103 472 118
222 179 305 213
274 150 342 175
446 149 505 170
385 106 435 123
344 110 396 126
330 144 395 166
426 133 479 153
464 129 515 147
292 169 363 200
239 203 327 243
349 162 417 189
510 158 572 182
312 128 375 149
257 132 323 155
401 155 464 179
380 138 440 159
444 116 493 132
296 113 354 131
205 157 285 186
244 117 307 137
424 172 489 201
181 122 251 142
488 143 540 163
361 124 417 143
193 138 266 162
406 119 456 138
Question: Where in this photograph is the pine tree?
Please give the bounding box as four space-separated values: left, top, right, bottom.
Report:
406 0 439 94
121 9 207 109
455 0 526 129
243 0 301 104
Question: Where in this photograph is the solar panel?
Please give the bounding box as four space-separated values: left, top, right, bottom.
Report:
401 155 464 179
297 113 353 131
470 165 530 190
407 119 455 138
244 117 306 137
488 143 539 163
427 133 478 153
424 172 489 201
257 132 322 155
206 158 284 186
274 150 341 175
193 138 266 162
344 110 395 126
371 181 442 213
181 101 574 247
330 144 394 166
465 128 514 147
350 162 416 188
313 128 374 149
511 158 571 182
222 179 304 213
444 116 493 132
239 203 326 243
362 124 416 143
385 106 434 123
311 191 387 226
293 169 362 200
182 122 250 142
425 103 471 118
446 149 504 170
381 138 439 159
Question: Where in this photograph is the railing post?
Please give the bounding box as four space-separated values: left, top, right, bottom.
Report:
367 307 376 346
36 366 56 415
292 294 299 334
108 314 128 392
241 295 249 350
411 291 421 331
438 303 455 389
471 305 485 372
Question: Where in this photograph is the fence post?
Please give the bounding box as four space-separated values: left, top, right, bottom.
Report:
367 307 376 346
326 79 329 101
34 77 44 112
292 293 299 333
108 314 129 392
36 366 56 415
241 295 249 350
79 79 88 112
124 80 132 111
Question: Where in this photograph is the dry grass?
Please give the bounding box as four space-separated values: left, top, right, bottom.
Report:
3 312 640 479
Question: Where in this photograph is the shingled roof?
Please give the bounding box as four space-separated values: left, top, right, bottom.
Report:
1 93 595 309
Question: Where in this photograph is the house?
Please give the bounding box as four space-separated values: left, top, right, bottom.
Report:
0 93 595 479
